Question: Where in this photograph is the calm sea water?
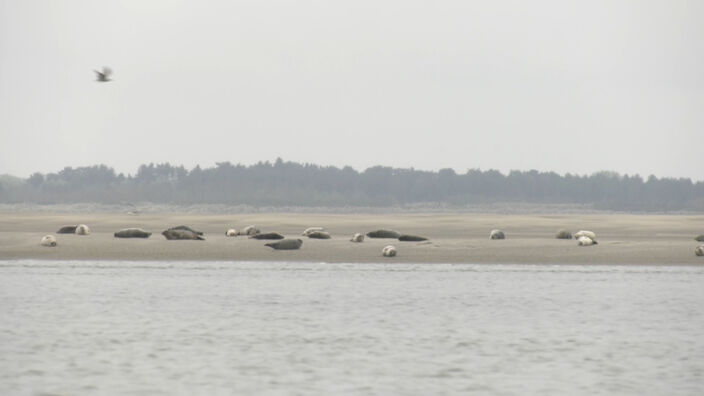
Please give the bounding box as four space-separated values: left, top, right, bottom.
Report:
1 260 703 396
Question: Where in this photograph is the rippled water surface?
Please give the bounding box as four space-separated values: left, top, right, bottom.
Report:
1 261 703 395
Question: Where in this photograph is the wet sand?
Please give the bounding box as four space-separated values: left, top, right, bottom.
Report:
0 212 702 265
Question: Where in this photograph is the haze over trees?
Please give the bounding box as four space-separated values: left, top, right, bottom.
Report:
1 159 702 212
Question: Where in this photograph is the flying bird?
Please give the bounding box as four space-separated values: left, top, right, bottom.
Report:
94 67 113 82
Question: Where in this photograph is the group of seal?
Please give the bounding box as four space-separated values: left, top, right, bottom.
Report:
57 224 90 235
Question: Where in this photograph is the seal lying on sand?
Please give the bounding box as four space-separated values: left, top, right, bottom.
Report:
114 228 151 238
225 229 237 237
555 229 572 239
382 245 397 257
40 235 57 247
75 224 91 235
577 236 597 246
162 229 205 240
265 238 302 250
574 230 596 240
57 225 77 234
307 231 331 239
398 234 428 242
490 229 505 240
367 229 401 239
302 227 324 236
250 232 285 240
240 225 260 236
167 225 203 236
350 233 364 242
696 246 704 257
695 235 704 242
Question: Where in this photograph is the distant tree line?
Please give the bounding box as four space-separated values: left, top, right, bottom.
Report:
1 159 702 211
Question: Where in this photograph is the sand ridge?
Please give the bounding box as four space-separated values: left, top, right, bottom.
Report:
0 212 702 265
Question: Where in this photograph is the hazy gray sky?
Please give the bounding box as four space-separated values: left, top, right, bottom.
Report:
1 0 702 179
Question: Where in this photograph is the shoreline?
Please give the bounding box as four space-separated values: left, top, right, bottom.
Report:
0 212 702 265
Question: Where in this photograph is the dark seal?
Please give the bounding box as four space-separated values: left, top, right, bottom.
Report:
57 225 78 234
265 239 303 250
366 229 401 239
398 234 428 242
114 228 152 238
555 229 572 239
162 229 205 240
250 232 285 240
167 225 204 236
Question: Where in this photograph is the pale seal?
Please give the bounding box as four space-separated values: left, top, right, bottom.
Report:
555 229 572 239
40 235 57 247
114 228 151 238
574 230 596 240
240 226 260 236
250 232 285 240
382 245 397 257
577 236 597 246
489 229 505 240
307 231 331 239
696 246 704 257
366 229 401 239
265 239 303 250
225 229 237 237
350 233 364 243
302 227 324 236
162 229 205 240
75 224 91 235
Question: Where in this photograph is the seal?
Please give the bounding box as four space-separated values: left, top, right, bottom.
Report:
225 229 237 237
75 224 91 235
302 227 324 236
366 229 401 239
382 245 397 257
350 233 364 242
250 232 285 240
40 235 57 247
577 236 597 246
695 235 704 242
114 228 151 238
398 234 428 242
574 230 596 240
167 225 203 236
696 246 704 257
489 229 505 240
307 231 331 239
265 238 303 250
240 225 260 236
555 229 572 239
57 225 77 234
162 229 205 240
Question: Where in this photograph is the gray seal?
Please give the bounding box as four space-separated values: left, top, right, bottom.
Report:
162 229 205 240
555 229 572 239
366 229 401 239
695 235 704 242
490 229 505 240
307 231 331 239
114 228 152 238
250 232 285 240
398 234 428 242
265 239 303 250
167 225 203 236
57 225 77 234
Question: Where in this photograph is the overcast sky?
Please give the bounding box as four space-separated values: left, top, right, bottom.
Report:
1 0 702 180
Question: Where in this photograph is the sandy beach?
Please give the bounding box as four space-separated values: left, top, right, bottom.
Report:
0 211 702 265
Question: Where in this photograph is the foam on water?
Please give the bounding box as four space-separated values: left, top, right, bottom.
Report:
1 260 703 395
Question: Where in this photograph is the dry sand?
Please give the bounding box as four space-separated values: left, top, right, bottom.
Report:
1 211 702 265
